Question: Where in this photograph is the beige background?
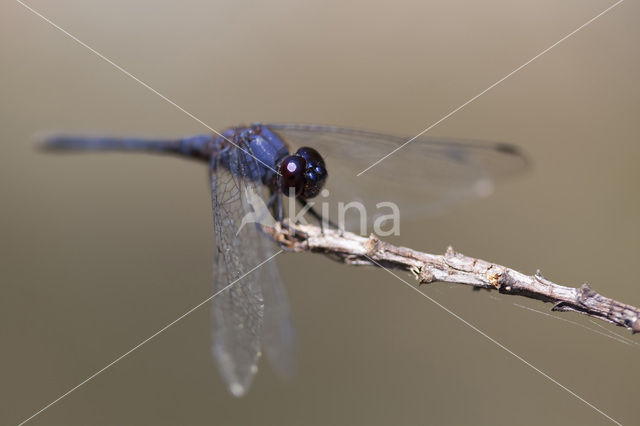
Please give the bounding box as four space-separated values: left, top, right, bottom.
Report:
1 1 639 425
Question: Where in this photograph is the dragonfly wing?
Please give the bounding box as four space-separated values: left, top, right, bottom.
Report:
268 124 528 230
260 255 296 380
210 145 288 396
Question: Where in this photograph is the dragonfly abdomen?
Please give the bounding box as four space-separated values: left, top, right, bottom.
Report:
42 133 215 162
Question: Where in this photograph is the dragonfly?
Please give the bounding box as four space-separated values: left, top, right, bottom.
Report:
43 123 527 396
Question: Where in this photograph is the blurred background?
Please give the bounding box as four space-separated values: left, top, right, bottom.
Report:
1 1 639 425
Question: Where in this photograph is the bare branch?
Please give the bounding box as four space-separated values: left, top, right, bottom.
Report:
264 221 640 334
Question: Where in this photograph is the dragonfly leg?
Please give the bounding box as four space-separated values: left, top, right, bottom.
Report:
267 191 281 222
277 192 284 223
265 191 309 248
297 199 338 234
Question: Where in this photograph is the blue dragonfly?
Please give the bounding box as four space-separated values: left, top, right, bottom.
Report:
43 123 526 396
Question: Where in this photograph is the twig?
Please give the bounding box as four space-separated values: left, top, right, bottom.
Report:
264 221 640 334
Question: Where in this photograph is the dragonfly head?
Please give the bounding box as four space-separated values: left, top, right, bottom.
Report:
278 146 327 199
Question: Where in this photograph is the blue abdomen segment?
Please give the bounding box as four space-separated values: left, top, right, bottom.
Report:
42 133 216 161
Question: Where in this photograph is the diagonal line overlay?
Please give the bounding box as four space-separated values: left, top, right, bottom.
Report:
357 0 625 176
17 250 283 426
363 254 622 426
14 0 279 175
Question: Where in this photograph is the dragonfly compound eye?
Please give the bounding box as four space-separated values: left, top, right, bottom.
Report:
295 147 324 167
296 147 327 198
279 155 306 197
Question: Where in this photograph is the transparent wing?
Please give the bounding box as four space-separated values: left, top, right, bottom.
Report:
268 123 528 231
210 146 294 396
260 244 296 380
